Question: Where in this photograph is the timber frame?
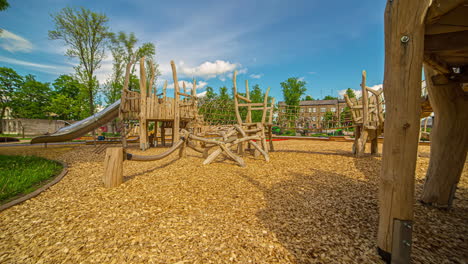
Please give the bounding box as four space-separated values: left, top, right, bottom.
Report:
344 70 384 157
119 59 201 150
378 0 468 263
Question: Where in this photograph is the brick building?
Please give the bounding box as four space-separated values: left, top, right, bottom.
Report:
278 99 347 129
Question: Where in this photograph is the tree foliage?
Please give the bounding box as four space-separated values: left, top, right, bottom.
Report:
48 75 85 120
281 77 307 106
323 95 338 100
303 95 314 101
49 7 111 114
0 0 9 11
345 88 356 98
10 75 51 119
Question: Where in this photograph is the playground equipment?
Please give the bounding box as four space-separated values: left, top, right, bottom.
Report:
119 58 201 150
377 1 468 262
344 70 384 157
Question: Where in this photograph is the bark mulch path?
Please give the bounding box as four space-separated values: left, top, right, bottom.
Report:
0 141 466 263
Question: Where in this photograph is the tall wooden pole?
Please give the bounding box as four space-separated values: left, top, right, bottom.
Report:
139 57 149 150
171 61 180 144
163 80 167 99
356 70 369 156
378 0 430 262
246 80 252 123
420 66 468 207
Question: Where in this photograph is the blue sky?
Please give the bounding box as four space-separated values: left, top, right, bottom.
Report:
0 0 386 102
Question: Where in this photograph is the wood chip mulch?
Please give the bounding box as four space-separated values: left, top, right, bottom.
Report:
0 141 466 263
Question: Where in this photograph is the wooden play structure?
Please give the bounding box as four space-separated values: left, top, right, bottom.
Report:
344 70 384 157
378 0 468 262
119 58 201 150
232 71 275 154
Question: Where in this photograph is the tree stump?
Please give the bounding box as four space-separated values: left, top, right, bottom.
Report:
103 147 124 188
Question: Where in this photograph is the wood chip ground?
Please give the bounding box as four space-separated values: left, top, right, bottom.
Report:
0 141 466 263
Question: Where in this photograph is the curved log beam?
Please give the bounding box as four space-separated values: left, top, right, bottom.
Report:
126 139 184 161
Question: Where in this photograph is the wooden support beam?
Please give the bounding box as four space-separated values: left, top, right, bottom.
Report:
171 60 180 145
236 94 252 103
425 0 466 24
356 71 369 156
103 147 124 188
139 57 149 151
233 71 243 125
425 30 468 53
420 66 468 207
378 0 430 262
163 80 167 98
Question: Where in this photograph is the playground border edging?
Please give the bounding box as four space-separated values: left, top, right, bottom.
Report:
0 160 68 212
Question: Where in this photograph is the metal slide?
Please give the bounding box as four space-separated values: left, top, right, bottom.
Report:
31 99 121 144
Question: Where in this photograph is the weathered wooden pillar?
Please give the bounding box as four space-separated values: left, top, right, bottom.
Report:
139 57 149 150
171 61 180 146
377 0 430 262
420 66 468 207
103 147 124 188
356 71 369 157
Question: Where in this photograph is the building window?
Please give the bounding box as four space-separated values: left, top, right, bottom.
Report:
308 107 312 113
312 116 316 121
300 108 304 113
331 107 336 112
313 108 316 113
320 107 326 112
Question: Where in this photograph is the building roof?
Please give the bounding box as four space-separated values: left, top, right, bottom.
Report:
278 99 345 106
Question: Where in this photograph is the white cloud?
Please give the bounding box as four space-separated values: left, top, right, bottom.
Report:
196 91 207 97
250 73 263 79
178 60 246 80
0 30 33 53
308 71 317 75
298 76 305 82
338 84 382 99
166 80 208 90
0 55 73 74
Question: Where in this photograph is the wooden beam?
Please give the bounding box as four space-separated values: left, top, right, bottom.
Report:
378 0 430 262
103 147 124 188
423 54 451 74
425 30 468 53
425 0 466 24
171 60 180 144
139 57 149 150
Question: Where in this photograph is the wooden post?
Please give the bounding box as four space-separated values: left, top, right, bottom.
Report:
377 0 430 262
269 98 275 151
139 57 149 150
161 122 166 146
246 80 252 123
163 80 167 99
420 66 468 207
171 61 180 145
103 147 124 188
356 71 369 156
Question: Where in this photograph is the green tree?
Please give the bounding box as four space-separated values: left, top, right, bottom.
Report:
48 75 85 120
219 86 230 101
0 67 23 132
10 75 51 119
0 0 9 11
323 95 338 100
303 95 314 101
107 31 159 95
281 77 307 106
204 86 217 100
49 7 111 116
345 88 356 98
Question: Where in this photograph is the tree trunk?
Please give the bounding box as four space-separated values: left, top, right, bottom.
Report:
103 147 124 188
377 0 430 261
420 66 468 207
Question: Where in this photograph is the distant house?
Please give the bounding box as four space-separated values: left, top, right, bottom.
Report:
278 99 347 129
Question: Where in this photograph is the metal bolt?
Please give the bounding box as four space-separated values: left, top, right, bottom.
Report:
403 240 411 247
401 35 410 43
404 223 412 229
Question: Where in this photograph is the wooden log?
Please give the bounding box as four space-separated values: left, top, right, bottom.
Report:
261 87 270 125
233 71 243 124
236 94 252 103
139 57 149 150
245 80 252 123
163 80 167 98
356 71 369 156
126 140 184 161
103 147 124 188
171 61 180 145
420 66 468 207
378 0 430 261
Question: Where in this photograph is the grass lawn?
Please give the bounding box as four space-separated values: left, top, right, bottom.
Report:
0 155 63 203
